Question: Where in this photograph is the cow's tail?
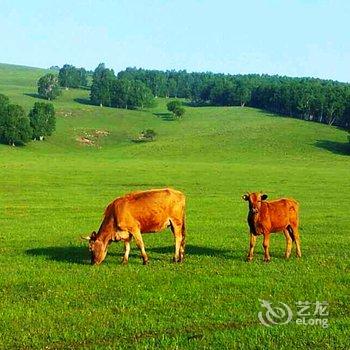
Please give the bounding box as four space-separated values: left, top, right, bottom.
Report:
287 225 295 242
181 210 186 246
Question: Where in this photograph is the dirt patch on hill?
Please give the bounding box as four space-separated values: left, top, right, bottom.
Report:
76 136 94 145
75 129 110 147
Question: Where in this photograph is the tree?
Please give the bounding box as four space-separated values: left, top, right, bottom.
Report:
129 80 155 109
49 65 60 71
90 64 116 106
0 104 32 146
173 106 185 118
28 102 56 140
37 74 61 100
78 68 88 87
59 64 88 88
235 79 251 107
110 79 154 109
167 100 182 113
0 93 9 115
167 100 185 118
110 79 131 108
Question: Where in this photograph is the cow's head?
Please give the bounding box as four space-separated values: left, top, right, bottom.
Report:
82 231 108 265
242 192 268 214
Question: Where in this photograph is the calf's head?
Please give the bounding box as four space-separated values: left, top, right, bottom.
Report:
242 192 268 214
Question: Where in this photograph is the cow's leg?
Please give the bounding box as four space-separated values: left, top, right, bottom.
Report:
283 229 293 259
170 220 183 262
294 228 302 258
131 230 148 265
247 233 257 261
179 218 186 262
122 235 132 264
263 233 271 262
179 235 185 262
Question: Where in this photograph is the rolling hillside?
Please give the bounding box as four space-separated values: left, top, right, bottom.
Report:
0 63 349 349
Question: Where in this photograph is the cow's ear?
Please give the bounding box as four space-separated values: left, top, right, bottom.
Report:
242 194 249 201
90 231 97 240
261 194 268 200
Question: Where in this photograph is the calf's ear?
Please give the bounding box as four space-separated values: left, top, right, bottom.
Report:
261 194 268 200
242 194 249 201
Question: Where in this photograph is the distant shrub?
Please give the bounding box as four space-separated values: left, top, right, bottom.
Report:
167 100 185 118
167 100 182 112
133 129 157 142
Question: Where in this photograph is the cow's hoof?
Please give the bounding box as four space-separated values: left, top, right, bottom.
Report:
263 258 271 263
173 257 181 263
247 256 253 262
142 260 149 265
121 259 128 265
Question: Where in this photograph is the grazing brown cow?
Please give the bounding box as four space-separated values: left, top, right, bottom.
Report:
82 188 186 265
242 192 301 262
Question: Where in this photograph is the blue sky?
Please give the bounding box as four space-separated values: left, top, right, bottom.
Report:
1 0 350 81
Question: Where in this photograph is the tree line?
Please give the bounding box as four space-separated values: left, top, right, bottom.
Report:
38 64 155 110
116 68 350 128
36 64 350 129
0 94 55 146
90 63 154 109
37 64 90 100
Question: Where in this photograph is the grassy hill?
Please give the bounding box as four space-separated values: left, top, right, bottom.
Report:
0 63 349 349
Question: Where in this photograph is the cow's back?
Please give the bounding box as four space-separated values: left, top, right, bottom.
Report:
113 188 185 232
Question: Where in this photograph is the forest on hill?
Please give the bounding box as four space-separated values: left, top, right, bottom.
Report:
116 67 350 127
33 63 350 130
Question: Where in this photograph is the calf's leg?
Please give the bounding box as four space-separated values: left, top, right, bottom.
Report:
283 229 293 259
263 233 271 262
247 233 257 261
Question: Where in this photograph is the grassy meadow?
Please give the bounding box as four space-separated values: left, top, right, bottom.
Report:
0 63 349 349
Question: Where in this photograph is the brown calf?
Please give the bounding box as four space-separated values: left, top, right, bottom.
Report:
82 188 186 265
242 192 301 262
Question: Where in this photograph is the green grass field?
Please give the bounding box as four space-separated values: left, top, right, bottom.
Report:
0 63 349 349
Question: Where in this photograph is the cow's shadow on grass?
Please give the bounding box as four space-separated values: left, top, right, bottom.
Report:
148 244 239 260
26 244 239 265
26 246 90 265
